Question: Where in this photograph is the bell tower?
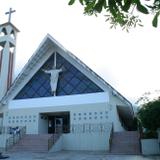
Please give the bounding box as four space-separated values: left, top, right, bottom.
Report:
0 8 19 99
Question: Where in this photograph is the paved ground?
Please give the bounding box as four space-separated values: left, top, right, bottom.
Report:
3 151 160 160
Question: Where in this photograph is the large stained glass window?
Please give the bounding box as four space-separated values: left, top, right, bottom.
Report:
14 53 103 99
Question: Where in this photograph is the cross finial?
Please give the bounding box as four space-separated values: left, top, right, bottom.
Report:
5 8 16 23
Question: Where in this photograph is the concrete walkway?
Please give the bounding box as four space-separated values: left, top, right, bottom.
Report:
4 151 160 160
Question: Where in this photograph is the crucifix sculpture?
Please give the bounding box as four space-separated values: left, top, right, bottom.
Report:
42 53 63 96
5 8 16 23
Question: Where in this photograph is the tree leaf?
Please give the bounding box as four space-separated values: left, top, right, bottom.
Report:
94 0 106 13
79 0 84 5
123 0 132 12
115 0 123 9
68 0 76 5
136 0 149 14
152 12 160 27
84 0 96 15
108 0 118 17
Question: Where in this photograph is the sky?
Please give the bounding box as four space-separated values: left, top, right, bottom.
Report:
0 0 160 104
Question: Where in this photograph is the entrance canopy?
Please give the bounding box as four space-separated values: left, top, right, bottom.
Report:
40 111 70 134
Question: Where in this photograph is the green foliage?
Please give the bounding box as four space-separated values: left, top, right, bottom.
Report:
138 99 160 131
135 0 149 14
152 11 160 27
68 0 160 30
132 117 138 131
68 0 76 5
141 130 158 139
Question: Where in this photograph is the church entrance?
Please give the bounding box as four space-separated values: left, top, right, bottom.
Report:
47 112 70 134
55 118 63 133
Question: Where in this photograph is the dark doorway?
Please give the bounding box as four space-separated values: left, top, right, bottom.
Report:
47 112 70 134
116 105 135 131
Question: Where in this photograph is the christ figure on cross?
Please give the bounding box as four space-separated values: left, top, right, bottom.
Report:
42 66 62 96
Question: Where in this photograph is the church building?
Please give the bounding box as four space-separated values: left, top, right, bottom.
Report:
0 10 134 152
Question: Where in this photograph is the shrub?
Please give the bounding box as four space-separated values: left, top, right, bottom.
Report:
138 99 160 131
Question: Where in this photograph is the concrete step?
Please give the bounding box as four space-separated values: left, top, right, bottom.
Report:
110 131 141 155
8 134 53 152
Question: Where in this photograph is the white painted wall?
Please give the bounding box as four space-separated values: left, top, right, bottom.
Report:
4 92 113 134
50 122 112 152
141 139 160 155
5 102 111 134
1 92 126 134
38 114 48 134
63 132 109 151
8 92 109 109
3 108 39 134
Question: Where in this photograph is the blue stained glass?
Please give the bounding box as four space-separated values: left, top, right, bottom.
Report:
45 92 51 96
64 72 74 81
14 52 103 100
75 72 84 80
32 92 40 97
58 80 67 88
70 77 80 87
31 81 41 90
63 84 74 94
38 87 47 96
83 88 93 93
43 81 50 89
71 90 80 94
81 78 91 86
58 91 66 96
27 88 35 96
76 83 87 92
63 62 71 70
70 66 78 74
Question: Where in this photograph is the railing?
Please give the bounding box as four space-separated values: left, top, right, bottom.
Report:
70 123 112 133
48 126 62 150
5 126 26 151
0 126 9 135
48 133 61 150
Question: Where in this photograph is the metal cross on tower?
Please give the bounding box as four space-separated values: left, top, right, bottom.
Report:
5 8 16 23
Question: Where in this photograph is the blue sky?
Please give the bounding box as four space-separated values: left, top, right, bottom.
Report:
1 0 160 103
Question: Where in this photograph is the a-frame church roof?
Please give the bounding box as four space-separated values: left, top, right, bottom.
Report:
0 34 131 106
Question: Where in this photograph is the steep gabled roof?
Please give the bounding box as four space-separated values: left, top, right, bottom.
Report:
0 34 132 106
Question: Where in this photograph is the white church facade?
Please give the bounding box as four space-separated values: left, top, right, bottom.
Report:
0 19 135 151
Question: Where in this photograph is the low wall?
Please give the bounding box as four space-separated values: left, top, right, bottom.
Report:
50 123 112 152
141 139 160 155
51 132 110 152
63 132 110 151
49 135 63 152
0 134 11 151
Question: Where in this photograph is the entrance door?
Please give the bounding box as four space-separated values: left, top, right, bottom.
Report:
55 118 63 134
47 112 70 134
